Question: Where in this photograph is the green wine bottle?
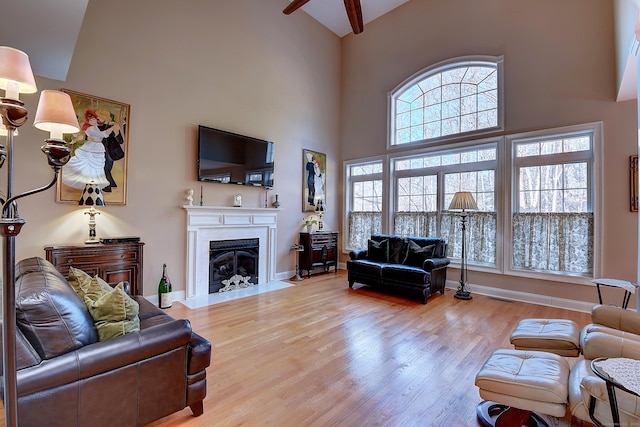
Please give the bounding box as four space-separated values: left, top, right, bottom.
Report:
158 263 173 309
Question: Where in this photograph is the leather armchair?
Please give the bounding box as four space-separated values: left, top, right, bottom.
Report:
569 305 640 426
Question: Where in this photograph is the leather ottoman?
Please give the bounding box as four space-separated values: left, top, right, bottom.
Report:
475 349 570 426
510 318 580 357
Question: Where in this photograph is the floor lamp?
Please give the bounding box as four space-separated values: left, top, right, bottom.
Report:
0 46 80 427
449 191 478 300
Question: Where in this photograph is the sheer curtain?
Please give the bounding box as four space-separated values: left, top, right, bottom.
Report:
348 212 382 250
393 212 438 237
512 212 593 274
440 211 497 264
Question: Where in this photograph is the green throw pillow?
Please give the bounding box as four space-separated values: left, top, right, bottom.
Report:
368 239 389 262
68 267 140 341
67 266 111 299
404 241 435 268
83 279 140 341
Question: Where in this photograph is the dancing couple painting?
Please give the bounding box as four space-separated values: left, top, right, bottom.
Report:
303 149 326 212
57 90 130 205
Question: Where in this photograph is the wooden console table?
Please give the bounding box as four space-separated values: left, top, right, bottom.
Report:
298 231 338 278
44 242 144 295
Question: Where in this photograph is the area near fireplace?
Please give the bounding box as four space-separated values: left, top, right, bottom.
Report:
183 205 279 299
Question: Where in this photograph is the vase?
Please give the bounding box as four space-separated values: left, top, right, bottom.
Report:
306 225 313 233
272 194 281 208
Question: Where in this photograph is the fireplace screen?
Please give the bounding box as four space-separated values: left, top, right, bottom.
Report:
209 238 259 293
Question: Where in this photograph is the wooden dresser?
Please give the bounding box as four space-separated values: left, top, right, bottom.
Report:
44 242 145 295
298 231 338 278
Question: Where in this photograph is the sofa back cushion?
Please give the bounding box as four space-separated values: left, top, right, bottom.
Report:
368 238 389 262
15 257 98 360
404 240 436 267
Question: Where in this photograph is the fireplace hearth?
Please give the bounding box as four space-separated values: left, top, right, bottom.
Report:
209 238 259 293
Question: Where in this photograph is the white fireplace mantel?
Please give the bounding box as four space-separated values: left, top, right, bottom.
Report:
183 205 279 299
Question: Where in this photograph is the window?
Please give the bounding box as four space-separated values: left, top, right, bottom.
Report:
392 142 498 266
388 56 503 147
508 124 600 278
345 160 384 250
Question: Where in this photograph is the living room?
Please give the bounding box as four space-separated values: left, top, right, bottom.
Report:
0 0 639 424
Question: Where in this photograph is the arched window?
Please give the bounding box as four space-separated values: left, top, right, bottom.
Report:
388 56 504 147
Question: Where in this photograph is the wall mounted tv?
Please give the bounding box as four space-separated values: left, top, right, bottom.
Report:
197 125 274 187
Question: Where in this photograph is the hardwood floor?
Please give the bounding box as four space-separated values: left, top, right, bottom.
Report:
145 270 593 427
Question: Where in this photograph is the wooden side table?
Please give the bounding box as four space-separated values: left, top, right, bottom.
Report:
591 278 637 309
298 231 338 278
44 242 144 295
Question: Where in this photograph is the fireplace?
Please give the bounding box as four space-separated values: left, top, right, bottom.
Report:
183 205 279 299
209 238 259 293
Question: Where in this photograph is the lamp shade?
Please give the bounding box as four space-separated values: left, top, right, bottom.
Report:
34 90 80 139
449 191 478 211
315 199 325 213
0 46 37 99
79 182 104 206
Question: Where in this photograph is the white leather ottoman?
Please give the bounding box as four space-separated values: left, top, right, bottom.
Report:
510 318 580 357
475 349 570 427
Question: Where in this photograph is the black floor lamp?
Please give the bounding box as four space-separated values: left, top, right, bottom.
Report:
449 191 478 300
0 46 80 427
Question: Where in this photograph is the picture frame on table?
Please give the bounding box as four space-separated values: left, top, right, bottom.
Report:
57 89 130 205
302 149 326 212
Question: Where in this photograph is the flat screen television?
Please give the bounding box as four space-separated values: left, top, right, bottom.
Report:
197 125 274 187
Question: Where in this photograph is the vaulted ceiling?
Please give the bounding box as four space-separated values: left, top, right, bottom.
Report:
1 0 409 82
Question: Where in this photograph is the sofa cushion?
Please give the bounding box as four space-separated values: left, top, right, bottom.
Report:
381 264 428 285
404 240 435 268
368 238 389 262
15 257 98 360
388 237 408 264
346 259 384 277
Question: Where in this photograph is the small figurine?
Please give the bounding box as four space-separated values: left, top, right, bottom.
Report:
186 189 194 206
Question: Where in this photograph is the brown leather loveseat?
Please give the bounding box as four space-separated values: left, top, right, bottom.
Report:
8 257 211 427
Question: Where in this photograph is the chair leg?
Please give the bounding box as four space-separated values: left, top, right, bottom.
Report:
477 401 549 427
189 401 204 417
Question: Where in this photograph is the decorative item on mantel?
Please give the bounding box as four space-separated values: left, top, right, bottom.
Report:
233 194 242 207
185 189 193 206
272 194 280 208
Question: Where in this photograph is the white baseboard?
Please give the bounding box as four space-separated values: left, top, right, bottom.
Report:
446 280 593 313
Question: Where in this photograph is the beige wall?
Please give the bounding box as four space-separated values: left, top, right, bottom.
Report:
5 0 637 307
8 0 341 295
339 0 638 305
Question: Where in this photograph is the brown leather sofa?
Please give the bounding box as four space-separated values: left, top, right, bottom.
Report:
8 257 211 427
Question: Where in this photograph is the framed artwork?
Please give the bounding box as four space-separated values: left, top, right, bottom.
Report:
57 89 130 205
631 155 638 212
302 149 326 212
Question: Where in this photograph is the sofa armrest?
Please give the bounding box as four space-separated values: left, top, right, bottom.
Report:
423 257 450 272
17 319 192 397
349 249 368 260
592 304 640 335
580 374 640 422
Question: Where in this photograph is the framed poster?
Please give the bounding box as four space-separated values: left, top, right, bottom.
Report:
57 89 130 205
302 149 326 212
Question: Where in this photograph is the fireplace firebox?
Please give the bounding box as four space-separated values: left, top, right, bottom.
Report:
209 238 259 293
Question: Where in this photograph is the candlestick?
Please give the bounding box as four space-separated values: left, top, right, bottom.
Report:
200 185 203 206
